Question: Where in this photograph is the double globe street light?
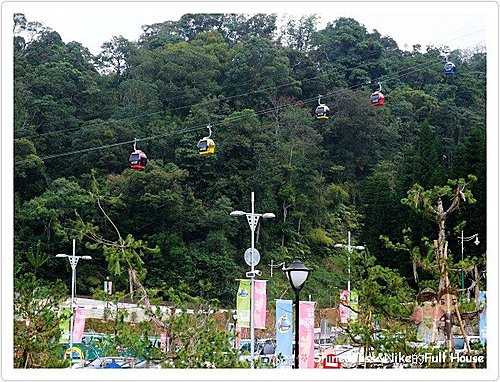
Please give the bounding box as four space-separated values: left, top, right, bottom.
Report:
459 230 480 291
56 239 92 360
230 191 275 369
334 231 365 295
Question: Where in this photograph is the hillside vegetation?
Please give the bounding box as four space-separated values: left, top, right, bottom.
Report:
14 13 486 315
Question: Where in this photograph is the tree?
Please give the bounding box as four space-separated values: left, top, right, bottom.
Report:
162 289 246 368
96 36 137 77
14 138 47 201
402 176 477 277
81 181 160 300
14 275 70 368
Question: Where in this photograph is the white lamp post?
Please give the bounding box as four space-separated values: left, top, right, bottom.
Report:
460 230 479 291
56 239 92 360
230 192 275 369
334 231 365 295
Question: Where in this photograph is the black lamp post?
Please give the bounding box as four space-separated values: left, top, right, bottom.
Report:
232 310 238 349
283 258 310 369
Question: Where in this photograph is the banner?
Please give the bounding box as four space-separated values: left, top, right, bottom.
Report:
254 280 267 329
235 323 241 350
299 301 315 369
350 290 359 322
59 306 71 342
339 290 350 323
237 280 251 328
479 291 486 345
104 280 113 295
160 332 167 352
72 308 86 343
275 299 293 369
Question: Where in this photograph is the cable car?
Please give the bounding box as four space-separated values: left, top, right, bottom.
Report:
198 125 215 156
129 138 147 170
444 61 456 75
370 82 385 106
315 95 330 120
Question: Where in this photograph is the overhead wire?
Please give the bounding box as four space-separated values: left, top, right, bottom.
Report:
16 27 485 141
16 38 486 165
14 34 486 166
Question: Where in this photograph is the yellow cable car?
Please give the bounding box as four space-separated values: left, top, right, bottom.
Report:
198 125 216 156
315 95 330 120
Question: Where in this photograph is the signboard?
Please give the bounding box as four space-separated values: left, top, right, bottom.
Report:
254 280 267 328
236 280 251 327
299 301 315 368
275 299 293 369
72 308 86 343
339 290 350 323
323 354 341 369
479 291 486 345
350 290 359 322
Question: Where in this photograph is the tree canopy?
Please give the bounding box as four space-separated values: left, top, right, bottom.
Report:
13 12 486 335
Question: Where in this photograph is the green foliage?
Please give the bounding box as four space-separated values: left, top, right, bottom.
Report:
13 13 486 318
161 289 246 368
14 275 70 368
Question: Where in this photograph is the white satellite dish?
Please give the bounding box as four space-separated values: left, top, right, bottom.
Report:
244 248 260 266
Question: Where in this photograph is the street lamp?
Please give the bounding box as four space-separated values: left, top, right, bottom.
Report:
230 191 275 369
232 310 239 349
334 231 365 295
56 239 92 360
283 258 310 369
459 230 480 291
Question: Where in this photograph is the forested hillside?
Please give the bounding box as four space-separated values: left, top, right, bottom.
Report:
13 13 486 311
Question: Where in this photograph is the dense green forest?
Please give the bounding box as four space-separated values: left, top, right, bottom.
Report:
13 13 486 313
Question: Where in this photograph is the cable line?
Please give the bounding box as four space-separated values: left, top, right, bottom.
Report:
15 28 486 141
14 37 486 166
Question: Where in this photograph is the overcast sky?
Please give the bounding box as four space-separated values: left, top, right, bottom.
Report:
5 1 493 55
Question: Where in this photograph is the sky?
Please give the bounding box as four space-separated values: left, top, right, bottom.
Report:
5 1 492 55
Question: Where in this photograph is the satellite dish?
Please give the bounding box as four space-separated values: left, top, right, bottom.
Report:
244 248 260 266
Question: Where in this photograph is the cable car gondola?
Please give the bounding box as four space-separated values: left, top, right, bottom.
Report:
370 82 385 106
129 138 147 170
315 95 330 120
198 124 215 156
444 61 456 75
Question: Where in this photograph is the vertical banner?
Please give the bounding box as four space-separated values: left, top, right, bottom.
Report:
253 280 267 329
72 308 86 343
275 299 293 369
350 290 359 322
104 280 113 295
235 323 241 350
59 306 71 343
160 332 167 352
237 280 251 328
339 290 350 323
479 291 486 345
299 301 315 369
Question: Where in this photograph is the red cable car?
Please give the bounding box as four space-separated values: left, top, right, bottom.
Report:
129 138 147 170
370 82 385 106
370 91 385 106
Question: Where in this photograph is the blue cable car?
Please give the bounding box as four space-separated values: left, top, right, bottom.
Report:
444 61 456 75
